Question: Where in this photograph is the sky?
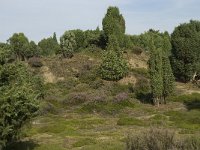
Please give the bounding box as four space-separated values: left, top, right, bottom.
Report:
0 0 200 43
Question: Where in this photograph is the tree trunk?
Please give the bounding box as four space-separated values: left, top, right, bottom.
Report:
157 97 160 107
191 72 197 82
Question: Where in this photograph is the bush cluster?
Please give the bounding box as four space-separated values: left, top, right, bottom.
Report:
126 128 200 150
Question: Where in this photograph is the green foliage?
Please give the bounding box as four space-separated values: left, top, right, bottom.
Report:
38 34 60 56
60 31 76 58
171 20 200 82
99 33 128 81
148 31 174 105
69 29 85 51
52 32 58 44
99 50 128 81
162 56 175 99
134 78 151 102
149 43 163 105
83 28 102 48
106 34 121 55
123 35 133 49
0 47 12 65
8 33 30 60
69 28 104 51
0 63 43 148
29 41 40 57
102 6 125 48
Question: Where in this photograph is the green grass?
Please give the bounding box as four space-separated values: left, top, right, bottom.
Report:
165 110 200 131
79 101 135 115
117 117 145 126
72 138 97 147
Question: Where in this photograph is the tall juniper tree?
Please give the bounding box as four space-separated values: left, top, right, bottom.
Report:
148 31 174 106
102 6 125 48
149 39 163 106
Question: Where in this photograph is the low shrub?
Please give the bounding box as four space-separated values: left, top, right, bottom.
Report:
126 128 175 150
114 92 129 102
39 102 59 115
134 78 151 103
107 82 130 96
28 57 43 67
63 92 88 105
98 50 129 81
131 46 144 55
89 78 104 89
126 128 200 150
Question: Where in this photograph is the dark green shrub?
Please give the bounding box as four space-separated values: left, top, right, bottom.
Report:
38 36 60 56
99 50 129 81
134 78 151 103
0 63 42 148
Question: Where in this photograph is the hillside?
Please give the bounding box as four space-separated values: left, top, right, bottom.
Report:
6 51 200 150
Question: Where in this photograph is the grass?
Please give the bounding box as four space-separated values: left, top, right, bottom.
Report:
79 101 135 115
165 110 200 131
72 138 97 147
117 117 145 126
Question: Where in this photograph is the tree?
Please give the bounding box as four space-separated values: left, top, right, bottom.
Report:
162 56 175 102
162 33 175 102
38 36 60 56
0 62 43 148
102 6 125 48
171 20 200 82
149 43 163 106
99 35 128 81
69 29 85 51
106 34 121 55
29 41 40 57
8 33 30 61
60 31 76 58
148 31 174 106
99 50 128 81
53 32 58 44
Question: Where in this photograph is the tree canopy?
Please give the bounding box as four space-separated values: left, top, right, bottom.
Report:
171 20 200 82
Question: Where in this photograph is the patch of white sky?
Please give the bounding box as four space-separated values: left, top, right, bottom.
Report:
0 0 199 42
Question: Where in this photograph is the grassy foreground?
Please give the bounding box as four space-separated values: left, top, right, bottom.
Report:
7 99 200 150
